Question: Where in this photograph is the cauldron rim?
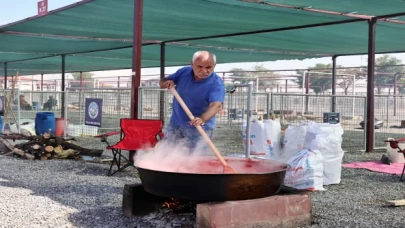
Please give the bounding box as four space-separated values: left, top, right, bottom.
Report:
135 156 289 175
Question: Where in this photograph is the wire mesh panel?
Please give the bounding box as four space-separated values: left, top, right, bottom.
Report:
214 85 252 156
0 89 21 131
374 95 405 148
139 87 171 124
65 88 131 134
270 93 366 152
64 88 131 151
0 89 64 133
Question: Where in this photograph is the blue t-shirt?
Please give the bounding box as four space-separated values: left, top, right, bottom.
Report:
167 66 225 130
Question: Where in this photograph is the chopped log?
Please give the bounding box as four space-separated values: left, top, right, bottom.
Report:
32 144 40 150
56 138 103 157
45 146 54 153
43 133 51 139
0 137 34 160
387 199 405 206
54 145 63 154
0 133 101 160
41 156 48 160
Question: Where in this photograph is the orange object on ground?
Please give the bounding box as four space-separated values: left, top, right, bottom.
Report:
55 118 70 136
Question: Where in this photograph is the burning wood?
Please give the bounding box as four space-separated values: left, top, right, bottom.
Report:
161 198 201 214
0 133 103 160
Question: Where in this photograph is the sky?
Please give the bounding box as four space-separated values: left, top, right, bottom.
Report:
2 0 405 80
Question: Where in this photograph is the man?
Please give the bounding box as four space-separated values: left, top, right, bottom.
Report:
18 95 32 110
43 96 57 111
160 51 225 151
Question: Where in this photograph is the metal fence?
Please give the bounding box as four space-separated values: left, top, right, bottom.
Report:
4 87 405 154
270 93 367 152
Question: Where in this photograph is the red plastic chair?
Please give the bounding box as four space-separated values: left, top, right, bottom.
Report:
95 118 164 176
385 138 405 181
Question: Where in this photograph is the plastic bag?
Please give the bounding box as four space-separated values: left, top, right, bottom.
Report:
284 149 324 191
282 125 308 162
263 119 281 160
242 121 267 156
242 120 282 158
317 123 344 185
302 121 344 185
9 119 36 136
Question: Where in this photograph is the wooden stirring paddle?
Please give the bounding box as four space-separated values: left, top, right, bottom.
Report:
170 87 237 174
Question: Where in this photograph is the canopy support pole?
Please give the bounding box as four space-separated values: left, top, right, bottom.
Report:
61 54 66 118
4 63 7 89
331 55 337 112
40 74 43 91
130 0 143 120
394 73 398 116
129 0 144 163
305 71 310 113
366 18 377 153
160 42 166 123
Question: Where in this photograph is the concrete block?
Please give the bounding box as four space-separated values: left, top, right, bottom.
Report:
122 183 166 217
196 193 311 228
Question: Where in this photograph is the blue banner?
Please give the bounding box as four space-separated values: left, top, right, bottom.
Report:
85 98 102 127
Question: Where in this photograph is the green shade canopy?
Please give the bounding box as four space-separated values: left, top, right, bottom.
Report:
0 0 404 75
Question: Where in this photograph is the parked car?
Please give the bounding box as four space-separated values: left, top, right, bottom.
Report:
359 118 384 129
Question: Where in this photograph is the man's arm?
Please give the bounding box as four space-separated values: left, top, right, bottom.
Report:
189 102 222 126
159 78 168 88
160 78 175 89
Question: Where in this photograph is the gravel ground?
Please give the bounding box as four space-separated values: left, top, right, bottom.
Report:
1 150 405 227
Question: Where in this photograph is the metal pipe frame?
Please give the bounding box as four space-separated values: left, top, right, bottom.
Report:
394 73 398 116
61 54 66 118
331 55 337 112
3 63 7 89
159 42 166 123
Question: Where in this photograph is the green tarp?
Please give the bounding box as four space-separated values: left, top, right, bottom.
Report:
0 0 405 75
0 44 320 76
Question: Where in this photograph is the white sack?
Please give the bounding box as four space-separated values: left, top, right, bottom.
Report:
282 125 308 162
284 149 324 191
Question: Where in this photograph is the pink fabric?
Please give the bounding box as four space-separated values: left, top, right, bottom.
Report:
342 161 404 175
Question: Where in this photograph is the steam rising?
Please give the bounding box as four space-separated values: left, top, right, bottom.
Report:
134 138 213 173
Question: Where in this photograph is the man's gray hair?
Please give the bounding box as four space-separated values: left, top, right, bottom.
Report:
192 51 216 64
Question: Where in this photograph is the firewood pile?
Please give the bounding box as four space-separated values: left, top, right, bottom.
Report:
0 132 103 160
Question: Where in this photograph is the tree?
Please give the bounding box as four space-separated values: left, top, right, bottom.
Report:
296 63 333 94
251 64 279 92
337 67 365 95
71 72 94 88
229 68 250 84
230 65 279 92
374 55 404 94
296 64 365 95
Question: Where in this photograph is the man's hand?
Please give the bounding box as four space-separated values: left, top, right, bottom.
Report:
160 80 175 89
189 117 205 126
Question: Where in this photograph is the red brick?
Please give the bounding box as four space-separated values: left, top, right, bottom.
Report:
196 193 311 228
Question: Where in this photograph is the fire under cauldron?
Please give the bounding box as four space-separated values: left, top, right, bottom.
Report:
136 157 289 201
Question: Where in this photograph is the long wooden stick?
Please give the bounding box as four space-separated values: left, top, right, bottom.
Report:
169 87 236 173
